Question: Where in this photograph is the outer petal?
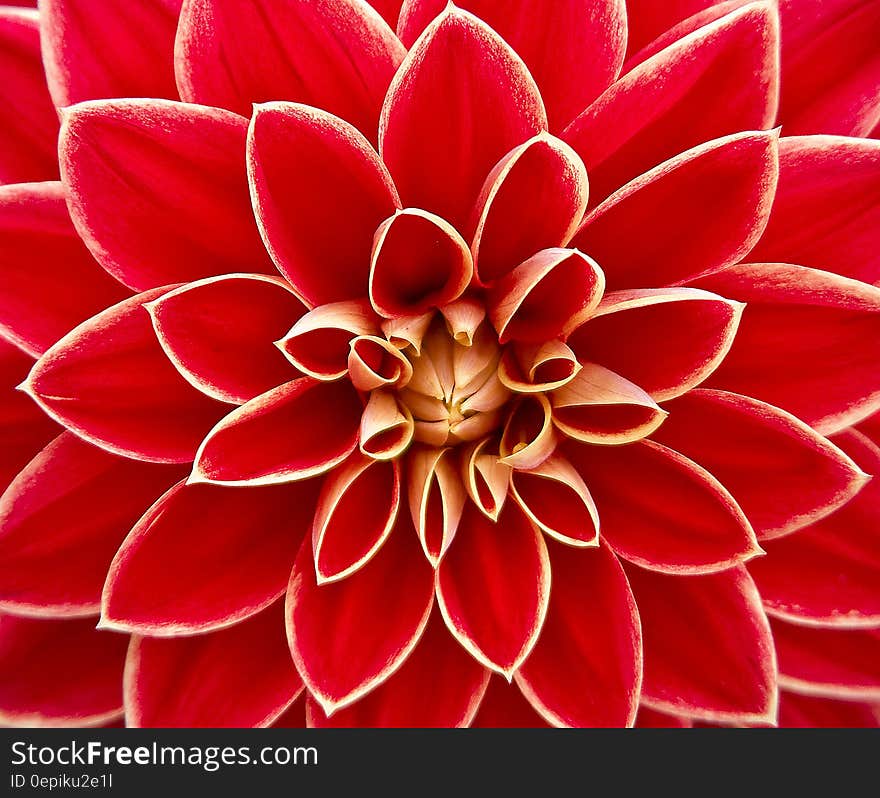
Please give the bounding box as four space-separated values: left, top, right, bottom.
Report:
248 103 401 306
697 262 880 434
23 289 228 464
306 610 489 727
470 676 550 727
635 706 694 728
397 0 626 130
0 614 127 727
371 0 403 26
516 541 642 727
60 99 275 291
778 690 880 728
654 390 869 541
751 430 880 628
103 478 319 634
126 602 302 727
379 6 547 232
40 0 181 106
569 131 779 290
564 1 779 207
286 516 434 714
175 0 405 137
147 274 305 405
747 136 880 284
624 0 718 56
565 439 761 574
191 378 362 486
436 501 550 677
0 182 128 357
0 434 185 617
627 563 778 725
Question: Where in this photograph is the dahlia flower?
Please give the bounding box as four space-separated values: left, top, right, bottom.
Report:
0 0 878 729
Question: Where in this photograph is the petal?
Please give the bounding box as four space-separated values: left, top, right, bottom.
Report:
407 446 466 566
348 335 413 392
696 262 880 434
0 9 59 183
747 136 880 284
778 690 880 728
23 289 228 464
0 182 128 357
635 706 693 728
287 515 434 713
624 0 720 56
569 130 779 290
306 610 489 727
175 0 404 137
516 541 641 727
627 563 778 724
191 378 361 486
147 274 305 404
0 614 127 727
751 430 880 628
470 676 550 727
103 478 319 634
470 134 589 284
565 1 779 207
371 0 404 26
566 439 761 574
126 602 302 727
653 390 869 541
436 500 550 677
379 6 547 232
248 103 401 306
567 288 743 401
460 436 510 521
498 340 581 394
397 0 626 130
60 99 275 291
40 0 181 106
499 393 558 470
359 390 415 460
0 433 184 618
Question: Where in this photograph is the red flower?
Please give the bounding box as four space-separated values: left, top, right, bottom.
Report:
0 0 878 728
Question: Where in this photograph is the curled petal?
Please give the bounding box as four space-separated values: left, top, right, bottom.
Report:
461 437 510 521
381 312 434 354
499 394 557 470
407 446 466 566
192 378 361 485
348 336 413 392
498 341 581 396
313 454 400 584
439 297 485 348
488 248 605 344
147 274 305 405
359 390 415 461
248 103 401 306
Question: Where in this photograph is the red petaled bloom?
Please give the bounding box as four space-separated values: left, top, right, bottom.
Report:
0 0 878 728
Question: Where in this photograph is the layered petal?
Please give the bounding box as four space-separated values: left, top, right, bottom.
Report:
460 436 510 520
778 690 880 728
470 677 550 728
359 390 415 460
407 446 466 566
60 99 275 291
624 0 718 57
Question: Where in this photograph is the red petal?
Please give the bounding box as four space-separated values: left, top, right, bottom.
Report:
516 541 641 727
103 478 319 634
635 706 693 728
627 563 777 724
436 501 550 677
624 0 719 56
287 516 434 713
60 99 275 291
380 6 546 232
499 393 558 470
697 262 880 435
192 378 361 486
175 0 404 138
654 390 868 541
570 131 779 290
148 274 305 405
470 676 551 728
0 434 184 617
566 439 761 574
248 103 400 306
568 288 743 401
126 602 302 727
778 690 880 728
0 182 128 357
751 430 880 628
0 614 127 727
747 136 880 284
565 1 778 208
24 289 228 464
40 0 181 106
398 0 626 130
371 0 404 27
306 610 489 727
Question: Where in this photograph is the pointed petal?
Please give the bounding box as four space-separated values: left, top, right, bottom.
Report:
379 6 546 232
460 437 510 521
126 602 302 727
470 676 551 727
570 131 779 290
499 393 557 470
407 446 466 566
192 378 361 485
23 289 228 464
287 516 434 713
436 501 550 677
60 99 275 291
248 103 401 306
778 690 880 728
359 390 414 460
